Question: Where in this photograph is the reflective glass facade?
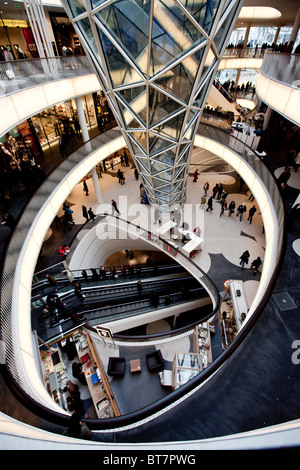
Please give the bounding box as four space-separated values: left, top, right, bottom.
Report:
62 0 242 209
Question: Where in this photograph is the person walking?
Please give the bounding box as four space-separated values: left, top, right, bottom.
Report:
134 168 139 180
83 179 89 195
248 205 257 224
206 195 213 211
220 200 227 217
236 203 246 221
111 199 120 215
193 169 199 182
239 250 250 269
228 200 235 216
88 207 96 221
251 256 262 275
82 204 89 222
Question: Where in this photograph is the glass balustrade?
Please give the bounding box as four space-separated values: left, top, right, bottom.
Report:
0 55 94 98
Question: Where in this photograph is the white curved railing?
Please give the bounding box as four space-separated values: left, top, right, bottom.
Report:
256 52 300 126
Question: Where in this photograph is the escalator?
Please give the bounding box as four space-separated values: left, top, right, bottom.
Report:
35 269 212 342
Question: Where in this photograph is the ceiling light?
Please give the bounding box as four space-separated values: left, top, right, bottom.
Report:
238 7 282 20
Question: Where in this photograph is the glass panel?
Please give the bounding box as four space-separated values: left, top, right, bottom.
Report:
151 148 176 166
98 29 143 86
77 18 99 59
214 4 239 53
148 86 184 127
149 133 174 155
67 0 86 17
150 0 206 76
96 0 150 74
117 85 147 123
130 131 147 151
153 54 200 104
152 111 186 141
179 0 221 36
117 100 144 128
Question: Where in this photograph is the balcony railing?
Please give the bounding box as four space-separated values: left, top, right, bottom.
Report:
260 51 300 88
0 55 94 98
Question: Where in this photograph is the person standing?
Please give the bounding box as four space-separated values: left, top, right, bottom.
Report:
134 168 139 180
228 200 235 216
82 204 89 222
217 183 223 200
193 169 199 182
74 281 85 301
239 250 250 269
111 199 120 215
203 182 209 195
212 184 218 199
248 205 257 224
83 179 89 196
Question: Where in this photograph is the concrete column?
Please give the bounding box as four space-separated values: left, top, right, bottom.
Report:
290 7 300 46
75 96 89 143
91 167 102 203
75 96 102 203
263 106 272 130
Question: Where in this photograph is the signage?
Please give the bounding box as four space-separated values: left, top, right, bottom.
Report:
0 19 28 28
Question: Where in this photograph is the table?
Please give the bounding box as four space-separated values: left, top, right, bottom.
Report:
181 235 204 258
130 359 141 373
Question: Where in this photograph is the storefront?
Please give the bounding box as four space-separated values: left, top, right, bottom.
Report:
0 17 37 59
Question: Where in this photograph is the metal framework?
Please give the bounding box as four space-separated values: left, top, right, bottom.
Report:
62 0 242 210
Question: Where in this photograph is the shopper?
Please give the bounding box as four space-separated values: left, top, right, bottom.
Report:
203 182 209 195
58 244 70 258
193 169 199 182
239 250 250 269
74 281 85 301
236 203 246 221
206 196 213 211
228 200 235 216
251 256 262 275
45 273 57 287
88 207 96 220
82 205 89 222
248 205 257 224
111 199 120 215
83 179 89 195
220 200 227 217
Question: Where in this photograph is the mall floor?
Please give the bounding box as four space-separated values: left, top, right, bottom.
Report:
0 120 300 445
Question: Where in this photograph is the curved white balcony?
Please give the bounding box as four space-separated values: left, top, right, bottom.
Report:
256 52 300 126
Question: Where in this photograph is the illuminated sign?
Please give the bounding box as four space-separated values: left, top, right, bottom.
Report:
0 19 28 28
